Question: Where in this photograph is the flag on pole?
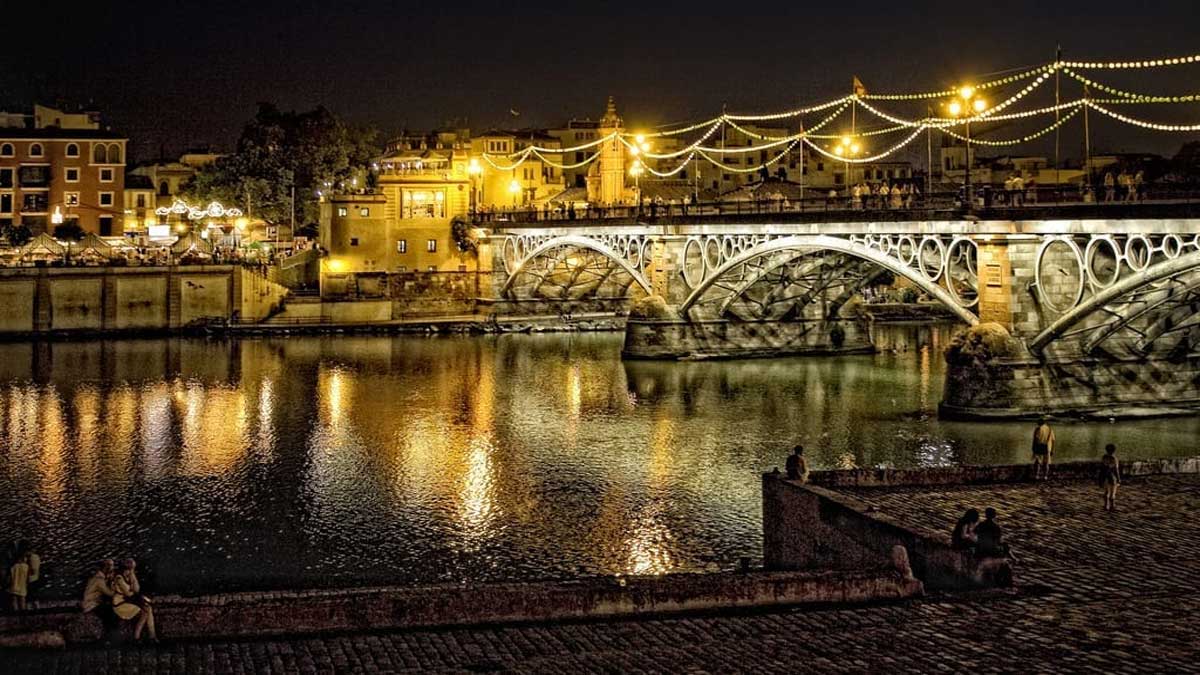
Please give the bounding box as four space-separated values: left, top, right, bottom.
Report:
852 77 868 97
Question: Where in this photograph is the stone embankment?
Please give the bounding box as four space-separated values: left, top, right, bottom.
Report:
0 569 920 648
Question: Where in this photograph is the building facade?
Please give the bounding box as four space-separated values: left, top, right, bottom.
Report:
0 105 127 236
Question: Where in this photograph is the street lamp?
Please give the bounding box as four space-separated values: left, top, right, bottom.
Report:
945 86 988 209
630 160 645 214
508 179 520 209
833 135 863 205
467 158 482 216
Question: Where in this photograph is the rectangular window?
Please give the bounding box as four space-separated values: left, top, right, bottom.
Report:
397 239 407 253
18 166 50 187
99 192 114 207
64 192 80 206
65 167 79 183
136 194 145 207
21 193 48 213
349 237 359 246
426 239 437 252
401 189 446 218
0 193 12 214
817 162 825 172
359 207 369 217
0 168 12 188
99 216 113 237
99 168 114 182
336 207 348 217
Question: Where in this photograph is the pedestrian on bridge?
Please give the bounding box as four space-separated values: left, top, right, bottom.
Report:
1032 416 1055 480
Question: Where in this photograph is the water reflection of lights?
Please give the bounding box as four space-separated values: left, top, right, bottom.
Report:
626 506 674 576
256 377 276 456
458 436 498 540
177 382 249 476
915 438 956 467
567 365 582 418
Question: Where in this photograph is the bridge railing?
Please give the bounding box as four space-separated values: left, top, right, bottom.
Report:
470 185 1200 225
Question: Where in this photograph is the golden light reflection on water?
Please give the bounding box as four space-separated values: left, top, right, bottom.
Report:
38 389 67 504
177 382 249 476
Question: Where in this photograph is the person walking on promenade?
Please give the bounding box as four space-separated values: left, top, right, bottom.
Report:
1032 416 1055 480
785 445 809 483
1103 172 1116 202
1100 443 1122 511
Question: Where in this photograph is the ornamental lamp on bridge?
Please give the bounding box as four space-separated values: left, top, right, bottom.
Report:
508 179 521 208
945 86 988 210
833 135 862 197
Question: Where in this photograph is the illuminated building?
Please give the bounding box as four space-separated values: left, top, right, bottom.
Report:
0 104 127 236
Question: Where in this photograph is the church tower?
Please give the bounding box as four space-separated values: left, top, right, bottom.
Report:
589 96 628 205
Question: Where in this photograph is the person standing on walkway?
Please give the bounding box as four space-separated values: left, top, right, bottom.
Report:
785 445 809 483
1100 443 1122 511
1032 416 1055 480
7 546 30 611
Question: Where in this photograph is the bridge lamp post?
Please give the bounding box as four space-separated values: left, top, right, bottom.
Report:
946 87 987 210
833 136 862 206
508 179 520 209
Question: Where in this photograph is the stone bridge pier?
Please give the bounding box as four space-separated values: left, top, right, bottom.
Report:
485 215 1200 418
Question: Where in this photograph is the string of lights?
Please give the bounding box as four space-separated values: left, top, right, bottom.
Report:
722 96 851 122
940 107 1083 146
859 64 1053 101
533 149 603 169
1062 68 1200 103
1085 100 1200 132
802 128 926 164
643 152 696 178
1059 54 1200 69
697 139 802 174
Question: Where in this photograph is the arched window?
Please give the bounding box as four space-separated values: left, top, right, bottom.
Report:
108 144 122 164
159 181 170 196
29 143 43 157
65 143 79 158
93 144 108 164
0 143 12 157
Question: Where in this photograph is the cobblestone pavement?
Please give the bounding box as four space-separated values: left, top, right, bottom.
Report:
11 475 1200 674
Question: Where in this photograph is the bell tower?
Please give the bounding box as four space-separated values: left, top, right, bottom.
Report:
595 96 627 205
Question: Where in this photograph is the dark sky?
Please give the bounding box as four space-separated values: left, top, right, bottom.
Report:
6 0 1200 163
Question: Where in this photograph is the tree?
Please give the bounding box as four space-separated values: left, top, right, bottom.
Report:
53 222 85 241
1 222 32 246
185 104 379 226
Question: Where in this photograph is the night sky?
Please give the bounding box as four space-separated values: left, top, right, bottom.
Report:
5 0 1199 163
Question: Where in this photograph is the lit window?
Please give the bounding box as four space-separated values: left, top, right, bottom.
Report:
336 207 348 217
359 207 369 217
65 192 80 206
29 143 43 157
426 239 437 252
428 266 436 272
65 143 79 158
65 168 79 183
397 239 407 253
99 192 114 206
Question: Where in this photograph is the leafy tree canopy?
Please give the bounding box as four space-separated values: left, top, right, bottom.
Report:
185 104 378 226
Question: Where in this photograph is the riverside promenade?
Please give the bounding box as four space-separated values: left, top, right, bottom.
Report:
10 473 1200 673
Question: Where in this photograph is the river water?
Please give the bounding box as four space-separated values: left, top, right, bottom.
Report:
1 325 1196 598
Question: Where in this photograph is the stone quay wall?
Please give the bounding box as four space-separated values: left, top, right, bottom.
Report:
763 457 1200 588
623 318 872 360
0 266 288 337
0 570 921 647
941 352 1200 419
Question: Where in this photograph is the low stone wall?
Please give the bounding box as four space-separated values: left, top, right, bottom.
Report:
763 457 1200 589
390 271 489 318
763 474 975 590
858 302 960 322
806 456 1200 488
0 570 921 646
942 353 1200 418
623 318 872 360
480 296 633 318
